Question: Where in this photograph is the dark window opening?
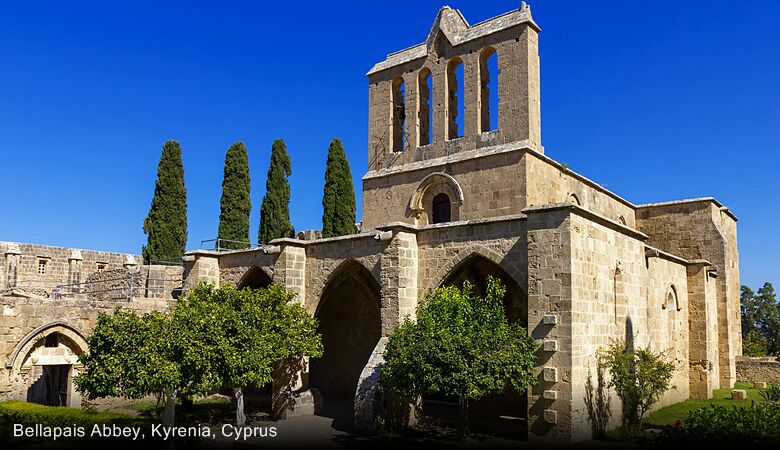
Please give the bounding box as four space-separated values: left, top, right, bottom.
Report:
45 333 58 348
447 58 464 140
418 69 432 146
392 77 406 152
432 193 451 224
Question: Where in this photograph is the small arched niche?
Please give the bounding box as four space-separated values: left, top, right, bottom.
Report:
409 172 464 225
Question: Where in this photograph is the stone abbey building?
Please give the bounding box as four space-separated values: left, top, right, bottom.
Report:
0 3 740 444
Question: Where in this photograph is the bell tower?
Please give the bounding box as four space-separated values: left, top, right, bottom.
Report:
362 3 542 229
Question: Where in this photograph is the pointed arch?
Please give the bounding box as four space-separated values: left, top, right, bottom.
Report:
308 258 379 315
6 321 88 370
309 258 381 413
237 266 273 289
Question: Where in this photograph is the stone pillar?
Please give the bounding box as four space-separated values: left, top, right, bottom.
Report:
270 241 314 420
4 244 21 289
524 205 574 443
276 243 306 303
181 251 220 292
67 249 83 293
462 51 479 140
402 71 419 152
378 227 419 335
687 262 719 399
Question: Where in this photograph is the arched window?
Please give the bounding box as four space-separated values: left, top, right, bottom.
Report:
392 77 406 152
569 194 581 205
432 193 451 224
446 58 464 140
617 215 626 225
418 68 432 146
479 47 498 133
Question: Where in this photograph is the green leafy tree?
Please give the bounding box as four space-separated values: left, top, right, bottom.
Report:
741 283 780 356
598 339 675 436
381 277 537 438
258 139 294 244
183 283 323 425
143 140 188 263
321 138 356 237
74 308 215 429
217 142 252 249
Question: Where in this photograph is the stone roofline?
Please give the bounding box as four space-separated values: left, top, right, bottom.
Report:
367 3 540 76
0 241 141 259
636 197 738 222
186 205 706 269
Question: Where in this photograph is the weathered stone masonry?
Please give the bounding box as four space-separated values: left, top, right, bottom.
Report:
0 3 742 445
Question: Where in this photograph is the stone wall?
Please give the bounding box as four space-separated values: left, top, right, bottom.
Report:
362 148 525 229
524 153 636 228
0 241 140 295
366 6 541 173
636 199 741 387
736 357 780 383
524 204 690 442
0 294 174 404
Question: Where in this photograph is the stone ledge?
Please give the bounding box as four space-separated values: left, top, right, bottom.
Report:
636 197 738 221
522 203 649 241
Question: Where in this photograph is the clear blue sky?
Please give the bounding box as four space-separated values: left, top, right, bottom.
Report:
0 1 778 289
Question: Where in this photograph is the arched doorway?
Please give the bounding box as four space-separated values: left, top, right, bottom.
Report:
235 266 274 412
431 254 528 437
9 323 87 408
310 260 381 428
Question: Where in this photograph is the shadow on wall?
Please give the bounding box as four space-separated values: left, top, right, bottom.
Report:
585 358 611 437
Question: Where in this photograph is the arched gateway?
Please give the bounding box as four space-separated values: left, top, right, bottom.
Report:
309 260 381 424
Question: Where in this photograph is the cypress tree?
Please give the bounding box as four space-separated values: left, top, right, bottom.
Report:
217 142 252 249
142 140 188 264
321 138 356 238
258 139 294 244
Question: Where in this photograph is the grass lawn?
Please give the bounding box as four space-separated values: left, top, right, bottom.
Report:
644 382 761 427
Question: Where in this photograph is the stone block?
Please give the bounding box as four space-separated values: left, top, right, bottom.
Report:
543 389 558 400
543 409 558 424
543 340 558 352
543 366 559 383
731 389 747 400
755 381 768 389
543 314 558 325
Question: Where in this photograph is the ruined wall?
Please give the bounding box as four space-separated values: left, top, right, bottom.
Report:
636 200 740 387
0 295 174 403
0 241 140 294
736 357 780 383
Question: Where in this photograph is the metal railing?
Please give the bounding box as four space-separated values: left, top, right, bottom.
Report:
200 238 253 252
150 259 184 266
52 278 183 302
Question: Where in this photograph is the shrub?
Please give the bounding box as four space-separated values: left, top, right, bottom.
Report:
760 382 780 402
598 340 675 435
678 402 780 444
0 401 147 446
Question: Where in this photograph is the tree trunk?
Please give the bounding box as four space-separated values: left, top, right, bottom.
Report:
163 389 177 437
235 387 246 426
458 396 469 440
